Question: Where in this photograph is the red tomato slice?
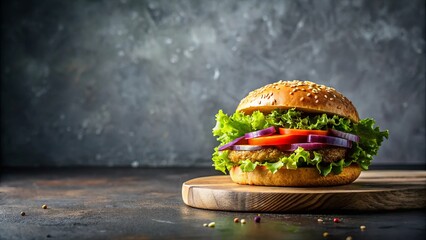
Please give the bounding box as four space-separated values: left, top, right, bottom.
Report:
279 128 328 136
248 135 307 146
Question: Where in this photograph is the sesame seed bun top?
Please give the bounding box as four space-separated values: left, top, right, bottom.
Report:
236 80 360 122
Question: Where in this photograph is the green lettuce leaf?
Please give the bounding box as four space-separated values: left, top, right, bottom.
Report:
264 161 284 174
239 159 258 172
211 108 388 176
349 118 389 170
316 159 352 176
212 147 233 174
212 110 250 145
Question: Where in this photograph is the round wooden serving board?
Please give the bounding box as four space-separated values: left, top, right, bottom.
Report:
182 171 426 212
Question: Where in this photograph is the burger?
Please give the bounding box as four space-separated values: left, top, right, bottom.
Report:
212 80 388 187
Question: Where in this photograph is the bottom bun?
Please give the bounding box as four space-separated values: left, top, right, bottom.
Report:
230 164 361 187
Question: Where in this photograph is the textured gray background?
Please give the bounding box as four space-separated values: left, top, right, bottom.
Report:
1 0 424 167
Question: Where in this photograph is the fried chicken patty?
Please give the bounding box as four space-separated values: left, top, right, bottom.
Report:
228 147 347 164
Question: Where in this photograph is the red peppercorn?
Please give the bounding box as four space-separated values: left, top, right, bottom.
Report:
254 216 261 223
333 218 341 223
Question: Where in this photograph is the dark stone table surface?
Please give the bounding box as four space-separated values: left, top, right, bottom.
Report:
0 167 425 240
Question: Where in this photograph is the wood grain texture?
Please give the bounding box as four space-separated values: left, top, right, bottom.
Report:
182 171 426 212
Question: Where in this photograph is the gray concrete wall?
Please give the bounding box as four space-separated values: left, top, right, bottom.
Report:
1 0 424 167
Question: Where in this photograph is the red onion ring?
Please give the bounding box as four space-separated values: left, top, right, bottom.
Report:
307 135 352 148
231 145 265 151
328 129 360 143
244 126 276 139
218 136 245 151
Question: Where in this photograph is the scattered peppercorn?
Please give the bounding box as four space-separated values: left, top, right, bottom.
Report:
208 222 215 228
42 204 47 209
317 218 324 222
46 234 51 238
20 211 25 216
360 225 366 231
333 218 341 223
254 216 261 223
241 219 246 224
233 218 239 223
323 232 329 237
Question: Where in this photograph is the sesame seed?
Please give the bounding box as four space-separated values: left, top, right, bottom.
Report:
315 100 319 103
330 98 334 101
307 93 311 97
324 95 328 98
314 95 318 99
300 97 304 101
323 232 329 237
289 92 293 95
360 225 366 231
302 89 306 91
